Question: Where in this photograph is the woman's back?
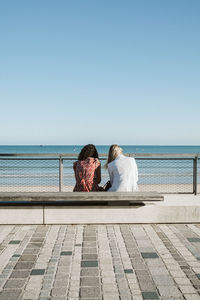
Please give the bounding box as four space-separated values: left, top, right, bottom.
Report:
108 154 138 191
73 157 101 192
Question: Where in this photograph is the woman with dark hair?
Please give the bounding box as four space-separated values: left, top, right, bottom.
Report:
73 144 102 192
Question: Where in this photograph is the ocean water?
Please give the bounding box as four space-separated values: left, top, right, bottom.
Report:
0 145 199 191
0 145 200 154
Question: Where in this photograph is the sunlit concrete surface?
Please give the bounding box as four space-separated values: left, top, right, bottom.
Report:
45 195 200 224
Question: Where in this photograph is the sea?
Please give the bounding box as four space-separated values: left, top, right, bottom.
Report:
0 145 199 192
0 145 200 155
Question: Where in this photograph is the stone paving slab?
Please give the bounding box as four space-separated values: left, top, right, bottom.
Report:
1 224 200 299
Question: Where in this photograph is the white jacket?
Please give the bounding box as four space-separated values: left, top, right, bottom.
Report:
108 154 138 192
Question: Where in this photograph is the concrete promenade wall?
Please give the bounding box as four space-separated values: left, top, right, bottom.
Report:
0 195 200 224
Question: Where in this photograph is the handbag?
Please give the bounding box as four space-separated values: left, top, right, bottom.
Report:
103 180 112 191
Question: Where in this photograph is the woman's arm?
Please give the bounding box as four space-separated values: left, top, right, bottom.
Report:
108 165 113 185
95 159 101 184
132 158 138 182
96 165 101 184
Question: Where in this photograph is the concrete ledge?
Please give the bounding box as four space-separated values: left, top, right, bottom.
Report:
0 206 43 224
44 195 200 223
44 206 200 224
0 195 200 224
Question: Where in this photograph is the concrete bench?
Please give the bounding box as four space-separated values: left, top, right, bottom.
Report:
0 191 163 206
0 192 164 224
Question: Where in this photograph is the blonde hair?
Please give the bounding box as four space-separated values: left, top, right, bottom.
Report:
105 144 123 168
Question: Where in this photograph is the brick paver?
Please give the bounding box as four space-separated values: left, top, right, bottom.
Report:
1 224 200 299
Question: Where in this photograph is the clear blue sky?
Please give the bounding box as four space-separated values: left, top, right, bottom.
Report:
0 0 200 145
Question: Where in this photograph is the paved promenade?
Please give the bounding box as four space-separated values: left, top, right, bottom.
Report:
1 224 200 300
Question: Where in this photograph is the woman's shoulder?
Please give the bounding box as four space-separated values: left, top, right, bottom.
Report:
127 156 137 166
125 156 136 162
92 157 100 166
84 157 100 165
128 156 136 161
87 157 100 161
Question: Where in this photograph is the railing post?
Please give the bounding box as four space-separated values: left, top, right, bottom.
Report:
59 157 63 192
193 156 198 195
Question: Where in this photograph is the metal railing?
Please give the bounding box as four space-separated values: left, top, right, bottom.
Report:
0 153 199 194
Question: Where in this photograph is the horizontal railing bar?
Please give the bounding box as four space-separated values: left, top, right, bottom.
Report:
135 158 194 161
0 158 60 161
0 153 78 157
0 153 199 158
128 153 200 158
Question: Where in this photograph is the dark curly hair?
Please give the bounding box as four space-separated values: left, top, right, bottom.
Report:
78 144 99 161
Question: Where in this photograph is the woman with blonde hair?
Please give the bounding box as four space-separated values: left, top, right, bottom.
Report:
106 144 138 192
